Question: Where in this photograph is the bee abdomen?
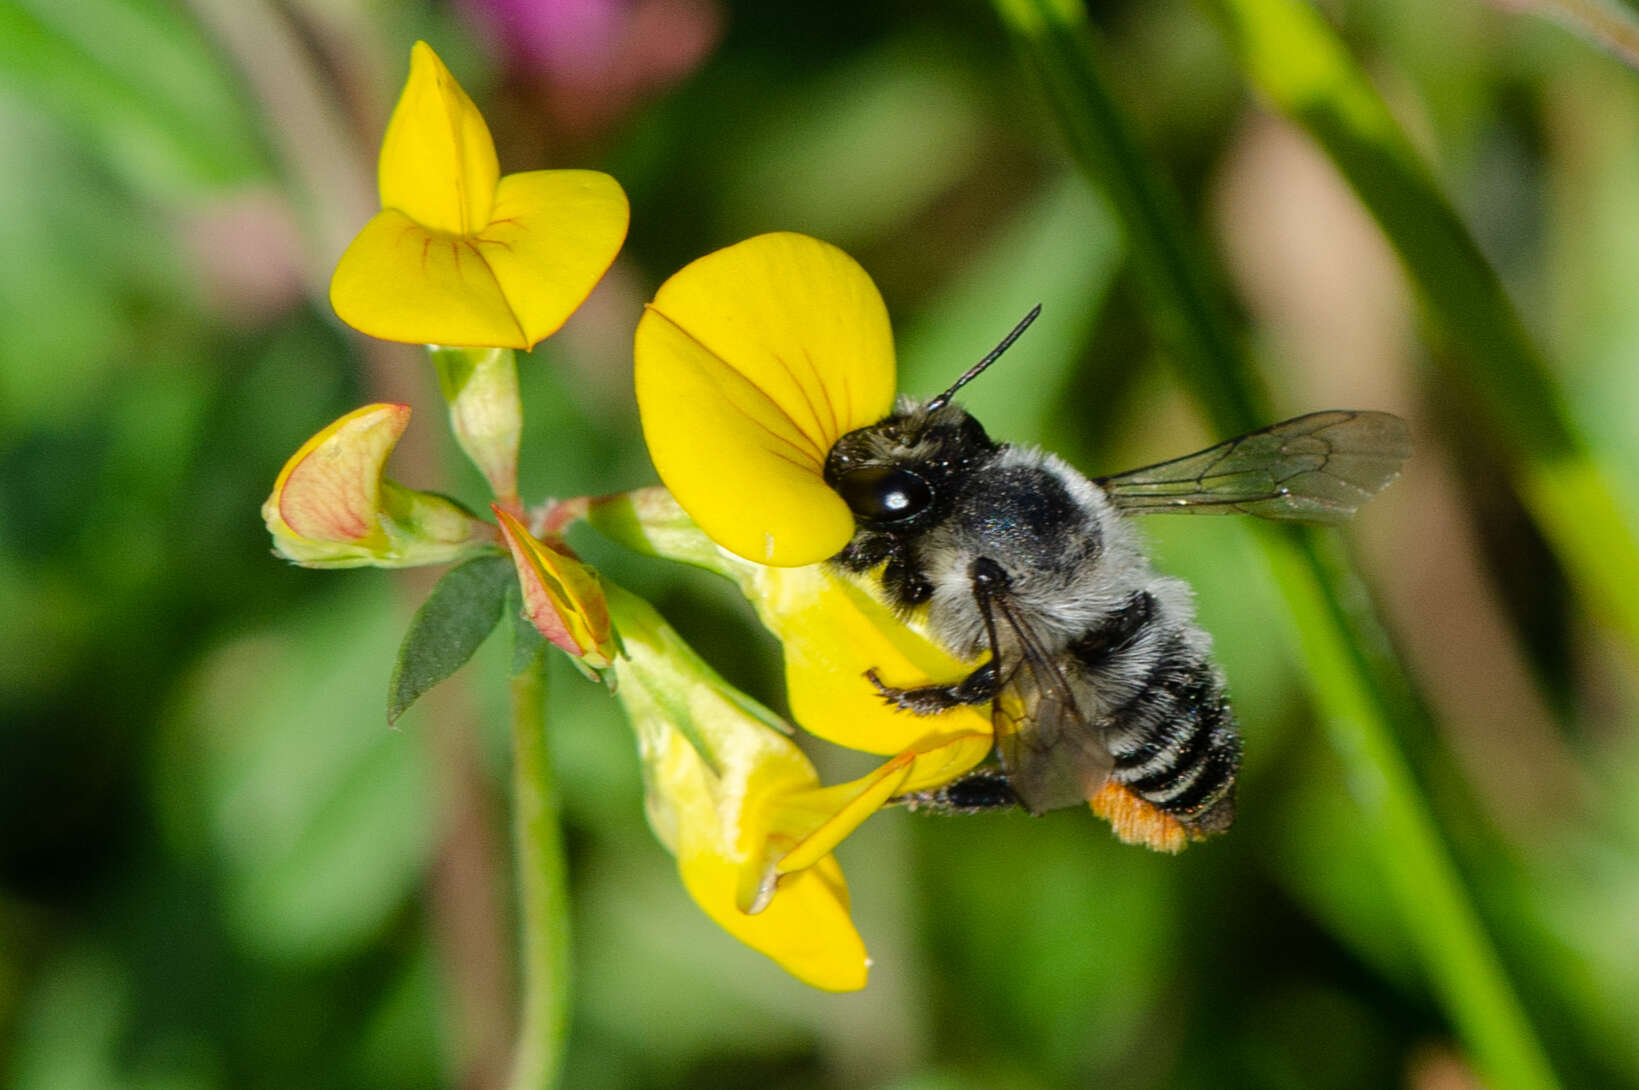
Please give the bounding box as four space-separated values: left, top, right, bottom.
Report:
1105 649 1241 834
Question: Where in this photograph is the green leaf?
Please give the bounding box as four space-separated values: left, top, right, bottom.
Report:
387 554 514 725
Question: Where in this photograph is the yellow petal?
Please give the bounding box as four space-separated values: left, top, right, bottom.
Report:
895 730 996 794
758 728 993 893
759 752 915 889
264 403 409 547
610 586 868 988
746 563 995 756
679 844 867 992
590 489 994 789
636 233 897 566
477 170 629 346
330 211 528 348
378 42 498 235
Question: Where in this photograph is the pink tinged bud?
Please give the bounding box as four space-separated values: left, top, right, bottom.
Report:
265 403 407 551
263 404 491 568
494 506 616 668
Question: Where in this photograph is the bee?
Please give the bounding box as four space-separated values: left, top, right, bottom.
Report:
824 307 1411 852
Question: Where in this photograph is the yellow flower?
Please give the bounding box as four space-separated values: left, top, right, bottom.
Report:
634 232 897 566
331 42 628 349
493 506 616 671
606 584 985 991
262 403 492 568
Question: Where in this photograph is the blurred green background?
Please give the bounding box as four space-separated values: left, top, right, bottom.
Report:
3 0 1638 1087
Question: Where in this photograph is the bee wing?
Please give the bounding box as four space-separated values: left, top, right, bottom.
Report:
1096 411 1411 523
982 591 1114 815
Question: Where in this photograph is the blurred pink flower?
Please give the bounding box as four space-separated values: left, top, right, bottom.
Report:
460 0 720 135
183 188 307 326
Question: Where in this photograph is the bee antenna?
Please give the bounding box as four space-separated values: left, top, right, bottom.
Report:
925 304 1043 413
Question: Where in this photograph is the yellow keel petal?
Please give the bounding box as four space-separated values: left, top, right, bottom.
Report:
749 564 994 754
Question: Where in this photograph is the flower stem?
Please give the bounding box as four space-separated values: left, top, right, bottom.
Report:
506 659 570 1090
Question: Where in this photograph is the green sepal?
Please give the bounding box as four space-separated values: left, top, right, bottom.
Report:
388 553 515 724
586 487 740 579
427 345 522 502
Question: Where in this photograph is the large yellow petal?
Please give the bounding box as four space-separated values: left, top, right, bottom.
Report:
378 42 498 235
477 170 629 346
635 233 897 566
330 211 527 348
634 310 856 564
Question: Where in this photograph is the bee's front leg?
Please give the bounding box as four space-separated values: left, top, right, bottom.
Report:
865 661 998 715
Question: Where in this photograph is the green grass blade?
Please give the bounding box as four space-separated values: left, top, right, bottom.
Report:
990 3 1563 1089
1203 0 1639 661
991 0 1266 438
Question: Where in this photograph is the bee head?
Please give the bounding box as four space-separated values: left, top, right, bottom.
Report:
824 399 998 529
823 304 1039 530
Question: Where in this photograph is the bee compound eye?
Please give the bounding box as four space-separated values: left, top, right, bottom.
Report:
835 466 933 524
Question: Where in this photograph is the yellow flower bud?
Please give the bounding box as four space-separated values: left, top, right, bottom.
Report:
493 507 615 670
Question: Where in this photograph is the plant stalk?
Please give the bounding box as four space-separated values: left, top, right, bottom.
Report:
506 661 570 1090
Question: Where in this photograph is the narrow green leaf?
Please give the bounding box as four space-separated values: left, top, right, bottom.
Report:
991 4 1564 1089
991 0 1265 436
0 0 267 196
387 554 514 725
1201 0 1639 661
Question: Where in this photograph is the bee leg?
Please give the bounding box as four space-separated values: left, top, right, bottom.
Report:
881 553 933 606
865 661 999 715
833 532 894 573
896 768 1020 814
834 534 933 607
